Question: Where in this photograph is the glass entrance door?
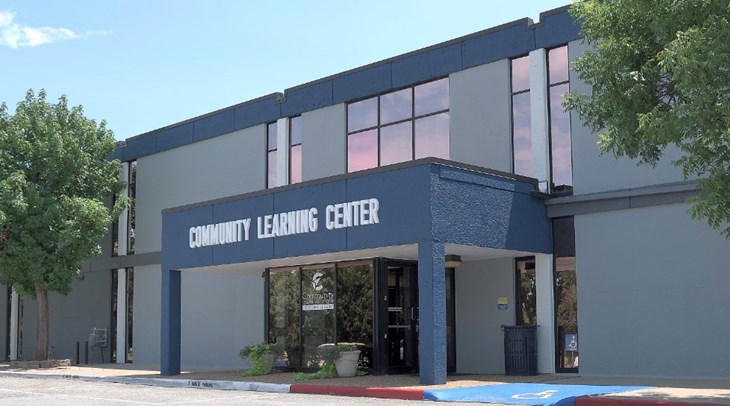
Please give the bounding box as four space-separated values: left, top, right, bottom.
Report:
382 260 418 373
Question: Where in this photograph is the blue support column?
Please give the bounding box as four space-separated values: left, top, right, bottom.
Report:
161 269 181 375
418 240 447 385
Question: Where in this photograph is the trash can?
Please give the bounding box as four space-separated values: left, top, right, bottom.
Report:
502 325 538 376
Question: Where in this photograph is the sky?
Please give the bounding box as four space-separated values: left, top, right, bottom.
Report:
0 1 572 141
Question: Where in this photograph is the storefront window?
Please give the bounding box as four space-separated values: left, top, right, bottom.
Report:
516 257 537 325
553 216 578 371
268 260 375 370
336 261 374 368
301 264 335 367
268 267 301 367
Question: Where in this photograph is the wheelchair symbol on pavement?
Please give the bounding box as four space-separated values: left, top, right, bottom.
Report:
512 389 559 399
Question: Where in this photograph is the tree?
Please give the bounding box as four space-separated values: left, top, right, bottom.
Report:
0 89 126 360
565 0 730 236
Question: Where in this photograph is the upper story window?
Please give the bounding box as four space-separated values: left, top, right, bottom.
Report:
266 122 277 189
289 116 302 184
347 78 450 173
548 45 572 190
511 55 532 178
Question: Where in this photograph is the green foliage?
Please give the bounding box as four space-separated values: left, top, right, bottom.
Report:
0 89 126 296
239 342 283 376
293 363 336 381
320 343 359 364
565 0 730 237
291 344 361 380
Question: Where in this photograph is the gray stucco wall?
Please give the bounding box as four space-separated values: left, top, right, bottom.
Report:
20 294 36 360
301 104 346 181
49 271 112 362
450 60 512 172
568 39 686 195
14 273 111 362
455 258 514 373
133 265 266 369
135 125 266 254
180 272 264 368
576 203 730 378
131 264 161 365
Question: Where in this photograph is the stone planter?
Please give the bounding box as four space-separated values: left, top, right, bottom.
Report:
334 350 361 377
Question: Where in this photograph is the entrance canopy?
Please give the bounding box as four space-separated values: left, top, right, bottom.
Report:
161 158 551 270
159 158 552 384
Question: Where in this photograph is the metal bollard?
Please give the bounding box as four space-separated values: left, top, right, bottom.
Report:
75 341 80 365
84 340 89 364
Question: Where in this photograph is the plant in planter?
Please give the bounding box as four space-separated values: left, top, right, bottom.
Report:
322 343 362 378
239 342 283 376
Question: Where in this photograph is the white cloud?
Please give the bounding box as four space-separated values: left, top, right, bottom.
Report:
0 10 105 49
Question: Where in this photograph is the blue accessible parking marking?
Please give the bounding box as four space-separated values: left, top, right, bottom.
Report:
423 383 653 405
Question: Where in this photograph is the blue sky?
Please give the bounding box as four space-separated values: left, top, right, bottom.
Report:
0 1 571 141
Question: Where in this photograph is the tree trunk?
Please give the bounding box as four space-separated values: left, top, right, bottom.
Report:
35 285 49 360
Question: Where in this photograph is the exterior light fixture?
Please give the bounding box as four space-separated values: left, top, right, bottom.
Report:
445 254 462 268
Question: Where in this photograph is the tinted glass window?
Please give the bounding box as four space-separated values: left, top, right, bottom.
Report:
290 116 302 145
550 83 572 188
512 92 532 177
267 151 277 188
511 56 530 93
380 122 412 166
415 78 449 116
268 267 301 367
301 265 335 367
290 144 302 184
347 129 378 172
267 122 278 189
380 88 412 125
414 112 449 160
267 122 277 151
348 98 377 133
549 46 569 84
346 78 450 173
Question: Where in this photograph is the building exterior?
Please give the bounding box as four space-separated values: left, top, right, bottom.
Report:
3 5 729 384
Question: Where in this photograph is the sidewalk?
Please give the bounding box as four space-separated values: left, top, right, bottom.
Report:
1 363 729 405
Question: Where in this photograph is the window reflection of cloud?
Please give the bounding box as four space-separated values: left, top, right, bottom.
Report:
415 113 449 159
511 56 530 93
268 152 277 187
381 89 412 125
381 122 413 166
513 92 532 177
348 98 378 133
290 145 302 184
268 123 278 150
549 46 569 84
290 117 302 145
415 78 449 116
550 83 572 186
347 129 378 172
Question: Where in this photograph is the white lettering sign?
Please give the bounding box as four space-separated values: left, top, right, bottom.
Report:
187 198 380 248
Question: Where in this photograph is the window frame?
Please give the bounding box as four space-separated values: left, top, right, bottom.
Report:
346 77 450 173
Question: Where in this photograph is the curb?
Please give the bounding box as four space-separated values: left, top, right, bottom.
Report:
290 384 425 400
0 371 291 394
576 396 729 406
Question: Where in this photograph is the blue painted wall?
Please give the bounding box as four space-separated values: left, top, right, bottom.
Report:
162 161 551 271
